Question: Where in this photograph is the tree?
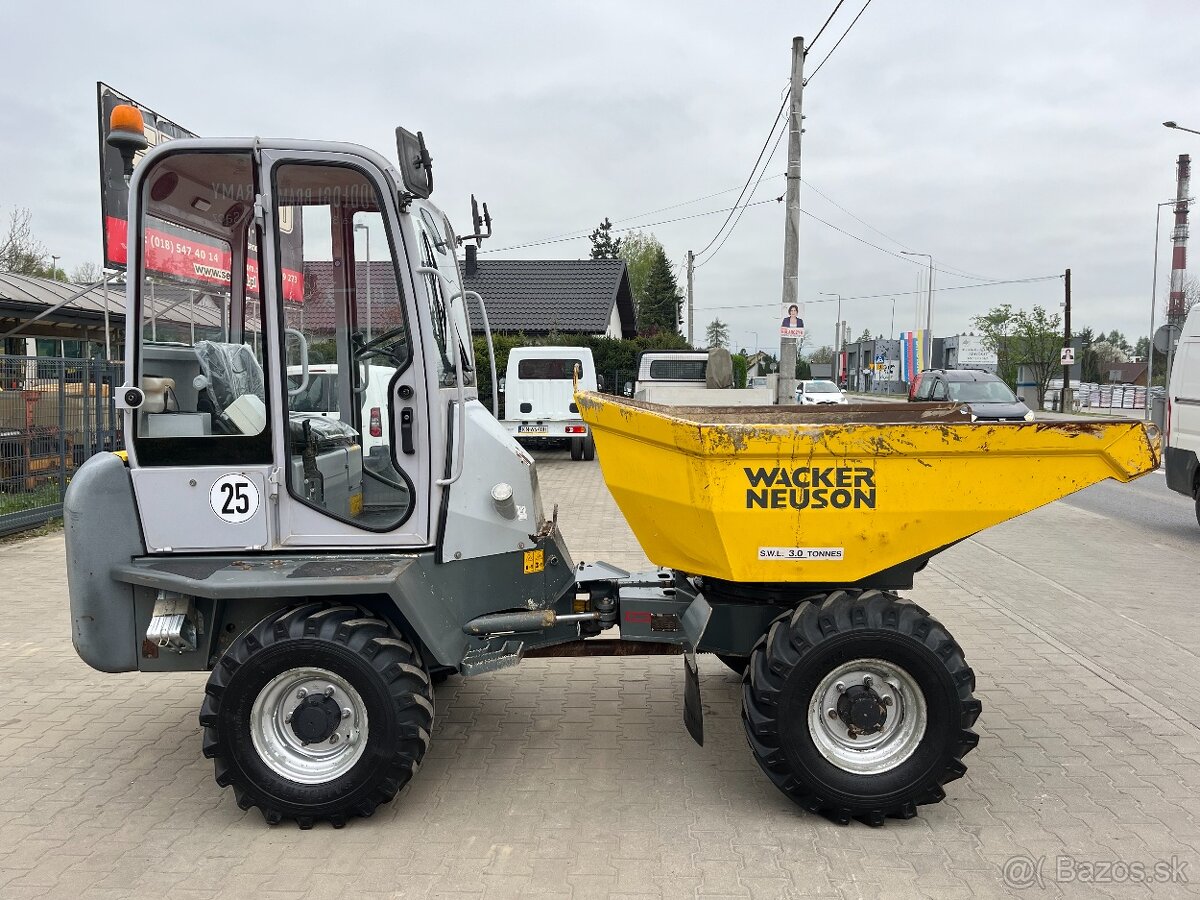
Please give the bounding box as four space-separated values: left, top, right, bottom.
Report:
1077 327 1102 384
705 318 729 349
1134 335 1150 360
71 262 101 284
1011 305 1063 408
974 303 1062 406
1 208 53 277
638 246 682 333
971 304 1019 388
588 217 622 260
857 328 873 344
808 345 834 365
1091 339 1129 370
618 230 664 320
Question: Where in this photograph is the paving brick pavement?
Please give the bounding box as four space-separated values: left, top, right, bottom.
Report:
0 446 1198 899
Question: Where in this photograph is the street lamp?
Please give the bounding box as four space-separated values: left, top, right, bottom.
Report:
50 255 60 279
819 291 844 388
1164 121 1200 137
901 251 934 369
1146 200 1177 418
353 223 371 341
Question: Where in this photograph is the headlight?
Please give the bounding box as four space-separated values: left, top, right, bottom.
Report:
1024 410 1035 421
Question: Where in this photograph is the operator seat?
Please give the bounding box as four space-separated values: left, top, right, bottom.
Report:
194 341 266 434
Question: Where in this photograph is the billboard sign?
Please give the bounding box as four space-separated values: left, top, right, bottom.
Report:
954 334 997 368
97 83 304 302
780 301 806 339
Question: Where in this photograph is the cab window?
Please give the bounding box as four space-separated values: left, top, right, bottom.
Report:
275 162 413 530
132 150 270 466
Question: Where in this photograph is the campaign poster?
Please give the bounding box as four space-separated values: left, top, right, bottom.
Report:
780 301 806 338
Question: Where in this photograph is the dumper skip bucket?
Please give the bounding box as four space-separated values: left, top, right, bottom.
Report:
575 393 1160 584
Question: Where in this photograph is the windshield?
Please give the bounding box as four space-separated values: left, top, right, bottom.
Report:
805 381 840 393
518 358 583 380
947 380 1017 403
648 358 706 381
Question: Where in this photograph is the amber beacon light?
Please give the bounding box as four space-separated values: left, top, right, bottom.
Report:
107 103 149 181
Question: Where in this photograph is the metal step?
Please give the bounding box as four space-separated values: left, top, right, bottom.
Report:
459 639 525 676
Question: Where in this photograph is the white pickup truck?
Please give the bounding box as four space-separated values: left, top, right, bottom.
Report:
634 349 773 405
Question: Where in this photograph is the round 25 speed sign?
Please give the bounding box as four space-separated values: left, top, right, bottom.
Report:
209 473 260 524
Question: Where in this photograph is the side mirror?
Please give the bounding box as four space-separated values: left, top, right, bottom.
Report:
394 127 433 198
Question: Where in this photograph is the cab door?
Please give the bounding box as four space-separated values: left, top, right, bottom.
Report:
261 151 434 548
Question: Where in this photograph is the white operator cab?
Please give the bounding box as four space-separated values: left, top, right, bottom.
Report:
116 134 521 555
500 346 597 461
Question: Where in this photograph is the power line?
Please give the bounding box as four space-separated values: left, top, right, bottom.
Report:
481 198 783 254
693 92 791 259
478 177 786 254
696 275 1064 311
809 0 849 51
805 0 876 84
696 117 789 269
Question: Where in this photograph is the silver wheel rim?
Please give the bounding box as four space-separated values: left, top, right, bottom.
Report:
807 658 926 775
250 667 369 784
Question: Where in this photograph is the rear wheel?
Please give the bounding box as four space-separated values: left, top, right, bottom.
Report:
570 437 584 461
200 604 433 828
741 590 980 825
582 433 596 461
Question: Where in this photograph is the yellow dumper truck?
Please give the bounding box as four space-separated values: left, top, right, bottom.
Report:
65 106 1160 828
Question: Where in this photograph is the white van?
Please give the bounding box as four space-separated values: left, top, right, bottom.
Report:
1166 306 1200 526
501 346 597 461
286 364 394 450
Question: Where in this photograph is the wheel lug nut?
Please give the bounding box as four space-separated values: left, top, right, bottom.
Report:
329 733 340 744
296 688 308 699
827 708 838 719
325 686 336 697
835 681 846 692
882 696 893 706
863 675 874 688
285 711 293 723
342 708 352 719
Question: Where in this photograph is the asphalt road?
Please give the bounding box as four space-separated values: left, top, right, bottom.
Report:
1060 468 1197 553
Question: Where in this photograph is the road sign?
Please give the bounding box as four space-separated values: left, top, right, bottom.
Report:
1060 346 1075 365
1154 323 1182 354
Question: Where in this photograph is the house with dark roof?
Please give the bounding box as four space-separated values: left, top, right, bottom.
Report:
300 257 636 340
462 258 636 338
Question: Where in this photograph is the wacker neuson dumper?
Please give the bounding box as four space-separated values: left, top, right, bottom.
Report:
65 105 1161 829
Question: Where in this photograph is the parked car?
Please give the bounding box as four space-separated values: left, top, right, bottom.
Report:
1167 304 1200 526
796 379 847 405
909 369 1034 421
500 346 597 461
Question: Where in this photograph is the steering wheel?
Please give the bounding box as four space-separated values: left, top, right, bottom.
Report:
352 327 407 366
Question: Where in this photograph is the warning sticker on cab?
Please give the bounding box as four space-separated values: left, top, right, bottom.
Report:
523 549 545 574
758 546 844 561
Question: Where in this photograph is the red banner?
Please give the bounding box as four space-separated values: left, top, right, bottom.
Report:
105 216 303 303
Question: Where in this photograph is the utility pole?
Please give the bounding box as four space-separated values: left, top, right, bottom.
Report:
1061 268 1072 412
778 36 805 405
686 250 694 345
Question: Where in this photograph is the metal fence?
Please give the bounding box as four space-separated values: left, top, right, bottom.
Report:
0 355 124 536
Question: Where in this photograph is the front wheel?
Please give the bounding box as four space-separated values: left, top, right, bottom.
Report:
741 590 980 825
200 604 433 828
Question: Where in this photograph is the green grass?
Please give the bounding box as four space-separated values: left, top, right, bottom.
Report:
0 481 63 516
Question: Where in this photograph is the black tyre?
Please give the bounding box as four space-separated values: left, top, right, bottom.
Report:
715 654 749 676
200 604 433 828
582 433 596 461
570 437 584 461
741 590 980 825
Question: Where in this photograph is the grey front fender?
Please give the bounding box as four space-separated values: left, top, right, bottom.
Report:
64 453 144 672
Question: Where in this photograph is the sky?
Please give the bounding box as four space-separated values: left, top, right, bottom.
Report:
4 0 1199 356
